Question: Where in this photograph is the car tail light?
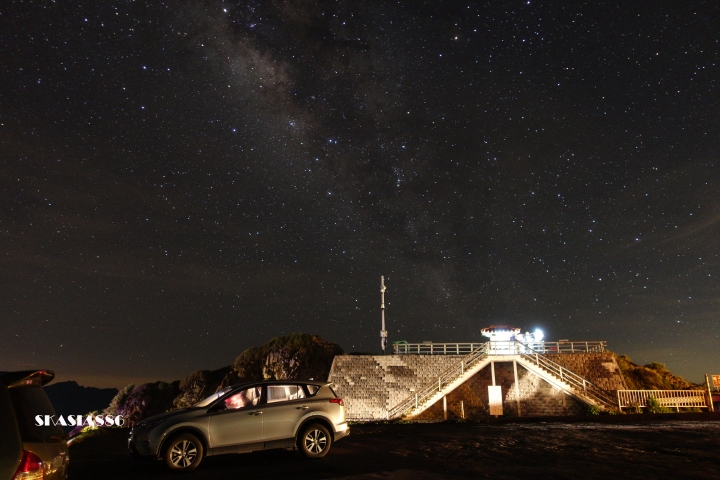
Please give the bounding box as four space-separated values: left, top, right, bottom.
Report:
329 398 344 406
13 450 44 480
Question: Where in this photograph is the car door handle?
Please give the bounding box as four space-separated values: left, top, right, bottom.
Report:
249 411 263 416
296 406 309 410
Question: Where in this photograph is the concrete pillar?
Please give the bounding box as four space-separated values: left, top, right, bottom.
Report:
513 360 522 417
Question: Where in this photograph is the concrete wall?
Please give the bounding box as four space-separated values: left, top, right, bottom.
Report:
329 352 626 420
546 352 628 391
328 354 462 420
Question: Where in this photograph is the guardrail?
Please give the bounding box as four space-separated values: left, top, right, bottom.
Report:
392 341 606 355
387 343 490 419
617 390 709 411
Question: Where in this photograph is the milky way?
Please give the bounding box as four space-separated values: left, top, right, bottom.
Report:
1 1 718 387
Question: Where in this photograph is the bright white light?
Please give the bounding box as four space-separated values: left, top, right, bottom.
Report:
492 330 514 341
534 329 544 341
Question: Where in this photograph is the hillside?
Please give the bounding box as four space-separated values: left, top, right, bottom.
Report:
615 355 698 390
99 333 343 425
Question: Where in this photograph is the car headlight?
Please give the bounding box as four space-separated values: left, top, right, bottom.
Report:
138 418 167 430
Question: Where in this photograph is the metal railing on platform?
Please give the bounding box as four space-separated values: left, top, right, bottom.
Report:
387 343 490 419
617 390 709 411
392 342 484 355
392 340 606 355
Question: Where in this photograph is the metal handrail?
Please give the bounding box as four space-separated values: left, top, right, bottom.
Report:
392 341 606 355
387 343 490 419
516 345 616 407
387 341 616 419
392 343 485 355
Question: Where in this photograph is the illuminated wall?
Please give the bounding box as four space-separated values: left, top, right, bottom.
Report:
329 352 626 420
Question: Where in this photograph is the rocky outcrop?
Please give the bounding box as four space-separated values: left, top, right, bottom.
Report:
220 333 344 388
86 333 343 427
108 381 180 426
615 355 697 390
173 366 231 409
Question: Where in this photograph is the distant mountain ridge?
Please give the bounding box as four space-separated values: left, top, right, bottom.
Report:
44 381 118 431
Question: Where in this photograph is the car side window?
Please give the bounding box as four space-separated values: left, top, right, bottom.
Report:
266 385 305 404
305 385 321 396
223 387 261 410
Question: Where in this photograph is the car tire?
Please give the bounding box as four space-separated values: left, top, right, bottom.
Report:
298 423 332 458
163 433 203 471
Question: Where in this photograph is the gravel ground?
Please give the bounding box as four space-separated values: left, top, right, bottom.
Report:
67 416 720 479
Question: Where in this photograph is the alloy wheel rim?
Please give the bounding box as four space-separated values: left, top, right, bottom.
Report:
170 440 198 467
304 429 327 454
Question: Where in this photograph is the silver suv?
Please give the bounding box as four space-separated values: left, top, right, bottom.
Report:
128 380 349 472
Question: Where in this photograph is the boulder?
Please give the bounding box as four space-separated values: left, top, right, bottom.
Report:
173 366 231 409
220 333 343 388
615 355 697 390
112 381 180 426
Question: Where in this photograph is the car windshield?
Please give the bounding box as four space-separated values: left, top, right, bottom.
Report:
194 387 233 407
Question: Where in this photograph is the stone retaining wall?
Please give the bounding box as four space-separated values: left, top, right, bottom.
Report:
328 354 462 420
329 352 626 420
546 352 628 391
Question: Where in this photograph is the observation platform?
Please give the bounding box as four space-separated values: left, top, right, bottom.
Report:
330 340 712 421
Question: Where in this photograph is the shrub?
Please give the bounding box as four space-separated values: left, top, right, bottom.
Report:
646 396 671 414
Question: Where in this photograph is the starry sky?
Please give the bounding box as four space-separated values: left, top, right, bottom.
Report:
1 1 718 388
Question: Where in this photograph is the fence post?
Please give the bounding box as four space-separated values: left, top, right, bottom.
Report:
439 377 441 392
461 361 464 375
415 394 418 409
706 374 715 412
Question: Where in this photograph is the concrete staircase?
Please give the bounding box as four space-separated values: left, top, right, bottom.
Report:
387 343 491 419
388 342 617 419
516 350 617 411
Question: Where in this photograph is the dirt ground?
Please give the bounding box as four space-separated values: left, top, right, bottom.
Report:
68 415 720 479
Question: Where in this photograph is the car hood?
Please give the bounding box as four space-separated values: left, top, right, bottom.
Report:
137 408 198 426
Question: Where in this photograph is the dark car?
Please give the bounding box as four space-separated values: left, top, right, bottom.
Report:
128 380 349 472
0 370 69 480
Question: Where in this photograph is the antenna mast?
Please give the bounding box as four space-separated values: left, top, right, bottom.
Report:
380 276 388 353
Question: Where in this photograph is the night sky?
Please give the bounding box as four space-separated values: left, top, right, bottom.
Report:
1 1 718 388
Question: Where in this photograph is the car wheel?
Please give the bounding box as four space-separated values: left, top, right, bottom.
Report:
298 423 332 458
164 433 203 471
